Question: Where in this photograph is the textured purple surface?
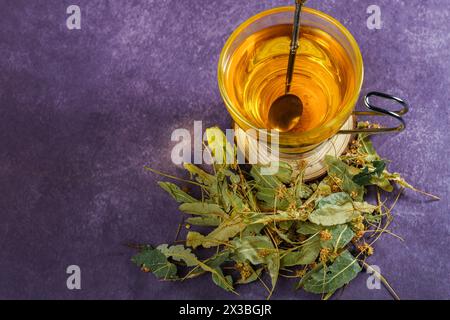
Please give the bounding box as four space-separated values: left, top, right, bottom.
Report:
0 0 449 300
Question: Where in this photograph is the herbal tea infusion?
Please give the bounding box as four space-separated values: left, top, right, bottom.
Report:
225 24 355 133
219 7 363 152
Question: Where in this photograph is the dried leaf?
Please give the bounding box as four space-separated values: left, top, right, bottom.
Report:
281 237 321 267
296 222 323 235
231 236 279 290
158 182 198 203
309 193 360 226
132 248 178 280
156 244 198 267
179 203 227 218
303 250 362 294
186 216 221 227
325 156 364 201
320 225 355 250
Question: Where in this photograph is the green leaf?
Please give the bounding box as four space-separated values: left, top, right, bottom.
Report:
220 181 246 211
317 192 352 208
212 270 234 292
296 222 323 235
132 248 177 280
353 201 377 214
242 223 265 236
256 187 289 210
281 237 321 267
320 225 355 250
156 244 198 267
370 174 394 192
303 250 362 294
205 250 234 292
373 160 386 176
352 160 386 186
325 156 364 201
248 211 296 225
186 216 221 227
188 216 246 249
309 193 360 226
352 167 372 186
274 162 294 184
186 231 205 249
207 250 231 268
358 133 380 162
179 203 227 218
157 182 198 204
183 163 216 186
231 236 279 290
250 165 282 189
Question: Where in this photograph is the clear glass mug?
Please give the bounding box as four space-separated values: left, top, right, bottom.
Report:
218 6 408 156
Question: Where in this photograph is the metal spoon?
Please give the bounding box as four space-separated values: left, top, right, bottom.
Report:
267 0 306 132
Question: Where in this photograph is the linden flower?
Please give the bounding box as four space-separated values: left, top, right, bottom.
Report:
350 191 359 199
320 248 331 263
141 266 151 273
358 243 374 256
287 201 298 212
236 263 253 280
295 269 307 278
276 185 287 198
258 249 271 258
352 230 365 242
331 184 341 193
319 230 332 241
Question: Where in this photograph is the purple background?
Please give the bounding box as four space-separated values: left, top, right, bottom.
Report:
0 0 449 300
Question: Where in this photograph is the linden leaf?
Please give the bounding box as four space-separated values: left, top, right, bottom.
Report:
353 201 377 214
183 163 216 186
303 250 362 294
309 193 359 227
201 216 246 248
250 165 282 189
231 236 279 290
325 156 364 201
320 225 355 250
352 160 386 186
188 216 246 249
281 237 321 267
186 231 205 249
185 216 221 227
296 222 323 235
179 203 227 218
212 270 234 292
158 182 198 203
255 187 289 210
357 132 380 162
132 248 177 280
156 244 199 267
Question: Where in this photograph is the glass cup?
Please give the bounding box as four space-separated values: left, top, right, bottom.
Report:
218 6 364 155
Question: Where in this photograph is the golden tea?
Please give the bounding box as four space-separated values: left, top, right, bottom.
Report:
223 24 356 133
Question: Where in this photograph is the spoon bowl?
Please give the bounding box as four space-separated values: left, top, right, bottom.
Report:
268 94 303 132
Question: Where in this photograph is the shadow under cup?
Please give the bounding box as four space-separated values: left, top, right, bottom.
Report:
218 7 364 155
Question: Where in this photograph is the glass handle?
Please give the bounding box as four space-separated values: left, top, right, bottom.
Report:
338 91 409 134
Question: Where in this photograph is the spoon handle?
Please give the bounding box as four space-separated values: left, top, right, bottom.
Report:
285 0 305 94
